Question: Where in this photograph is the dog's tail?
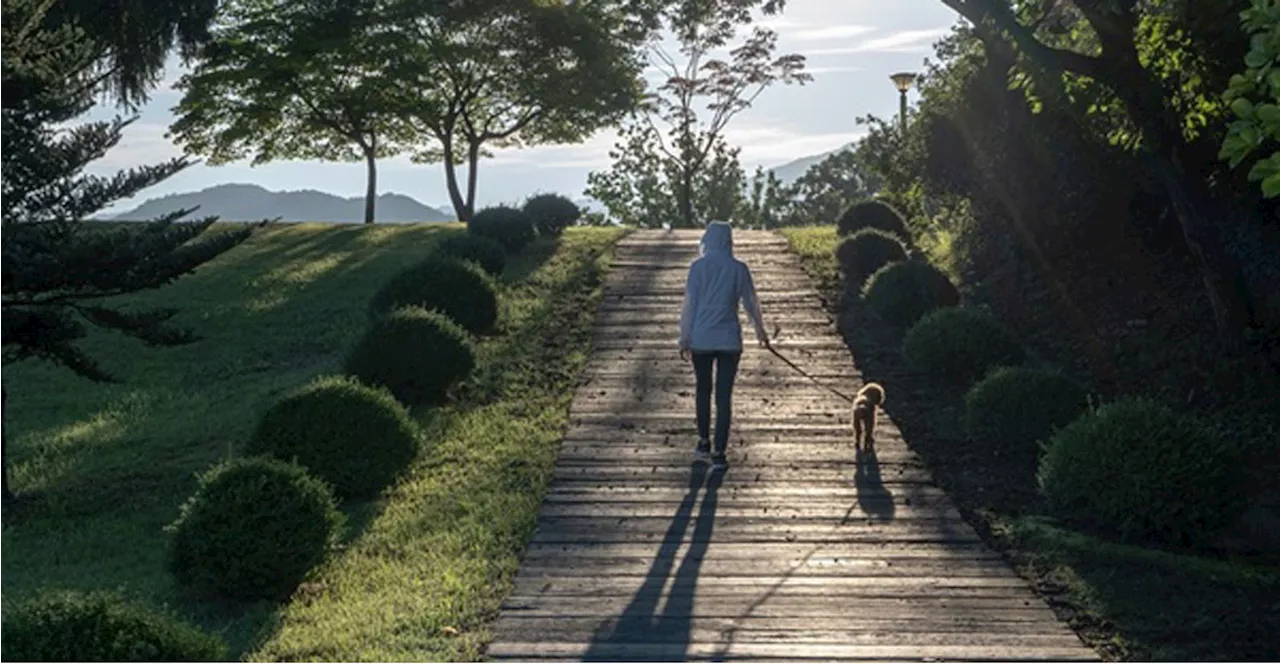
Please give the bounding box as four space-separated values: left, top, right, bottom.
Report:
860 382 885 406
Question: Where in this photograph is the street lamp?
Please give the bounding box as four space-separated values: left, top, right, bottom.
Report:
890 71 917 131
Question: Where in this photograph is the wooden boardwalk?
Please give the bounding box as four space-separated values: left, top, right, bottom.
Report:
487 230 1098 662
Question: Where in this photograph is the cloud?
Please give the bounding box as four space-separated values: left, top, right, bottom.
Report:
720 124 866 165
484 121 864 174
806 27 952 55
755 16 807 32
790 24 876 42
806 65 864 76
84 121 185 173
486 129 620 170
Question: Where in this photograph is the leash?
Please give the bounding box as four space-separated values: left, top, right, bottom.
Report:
766 344 855 404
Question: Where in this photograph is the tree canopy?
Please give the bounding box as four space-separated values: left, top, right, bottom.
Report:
169 0 409 224
388 0 652 221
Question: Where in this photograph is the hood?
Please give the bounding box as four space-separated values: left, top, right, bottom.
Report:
699 220 734 257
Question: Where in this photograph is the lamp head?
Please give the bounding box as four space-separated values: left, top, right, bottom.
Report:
890 71 918 93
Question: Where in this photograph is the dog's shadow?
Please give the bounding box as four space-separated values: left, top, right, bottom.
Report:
854 442 895 521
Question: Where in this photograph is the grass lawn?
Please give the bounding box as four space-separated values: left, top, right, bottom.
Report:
2 222 626 660
780 226 1280 662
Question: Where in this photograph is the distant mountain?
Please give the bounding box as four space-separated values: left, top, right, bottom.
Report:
107 184 454 223
767 143 855 185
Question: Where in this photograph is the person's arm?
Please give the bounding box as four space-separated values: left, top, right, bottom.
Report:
740 264 768 346
678 263 699 351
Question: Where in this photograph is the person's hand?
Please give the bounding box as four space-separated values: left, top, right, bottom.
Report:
680 348 691 362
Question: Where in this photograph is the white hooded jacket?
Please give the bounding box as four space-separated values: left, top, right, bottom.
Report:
678 222 768 352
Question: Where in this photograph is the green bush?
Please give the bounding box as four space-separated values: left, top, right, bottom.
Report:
246 375 420 499
369 257 498 335
837 199 911 241
167 457 344 601
523 193 581 236
1038 397 1247 547
1 590 227 662
432 232 506 276
468 205 535 252
862 260 960 327
345 306 476 406
903 307 1025 385
964 366 1089 458
835 228 908 286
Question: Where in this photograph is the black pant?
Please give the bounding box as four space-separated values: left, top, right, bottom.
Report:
692 350 742 454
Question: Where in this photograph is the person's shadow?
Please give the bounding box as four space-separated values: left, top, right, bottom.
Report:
583 463 723 661
854 442 895 522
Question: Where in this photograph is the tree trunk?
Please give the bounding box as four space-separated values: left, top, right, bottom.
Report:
3 386 12 503
677 166 695 228
1107 58 1254 343
465 141 481 220
363 147 378 225
441 137 471 222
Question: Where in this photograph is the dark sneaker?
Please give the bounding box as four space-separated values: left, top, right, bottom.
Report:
694 439 711 461
711 454 729 470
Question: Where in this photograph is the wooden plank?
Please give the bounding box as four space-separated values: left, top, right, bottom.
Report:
492 615 1087 639
517 541 1002 560
510 575 1041 598
547 465 931 486
488 642 1098 661
533 503 963 521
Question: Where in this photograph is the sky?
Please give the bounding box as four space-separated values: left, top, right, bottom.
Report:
87 0 963 215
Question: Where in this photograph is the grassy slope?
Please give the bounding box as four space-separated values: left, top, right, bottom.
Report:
2 222 625 660
780 226 1280 662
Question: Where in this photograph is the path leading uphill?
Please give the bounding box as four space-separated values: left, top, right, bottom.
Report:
486 230 1098 662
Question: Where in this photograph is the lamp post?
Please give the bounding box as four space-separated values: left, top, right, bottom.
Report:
890 71 917 131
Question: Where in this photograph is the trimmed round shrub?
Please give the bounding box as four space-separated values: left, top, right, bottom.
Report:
523 193 581 236
835 228 908 285
246 375 420 499
2 590 227 662
903 306 1025 385
433 232 506 276
167 457 344 601
369 257 498 335
344 305 476 406
468 205 535 252
837 199 910 241
1038 397 1247 547
964 366 1089 457
862 260 961 327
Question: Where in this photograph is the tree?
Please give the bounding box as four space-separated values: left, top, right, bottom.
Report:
37 0 220 108
1 0 260 501
782 148 874 226
387 0 651 222
739 166 789 228
169 0 407 225
587 2 810 228
938 0 1258 342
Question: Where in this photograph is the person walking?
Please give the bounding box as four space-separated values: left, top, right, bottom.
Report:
677 221 769 470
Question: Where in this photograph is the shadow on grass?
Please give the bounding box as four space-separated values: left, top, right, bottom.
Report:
1 223 460 657
1009 518 1280 661
4 225 454 519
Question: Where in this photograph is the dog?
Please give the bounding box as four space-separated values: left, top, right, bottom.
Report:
851 382 885 447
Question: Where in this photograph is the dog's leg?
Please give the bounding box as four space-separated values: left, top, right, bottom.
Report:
853 411 864 448
865 408 876 446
